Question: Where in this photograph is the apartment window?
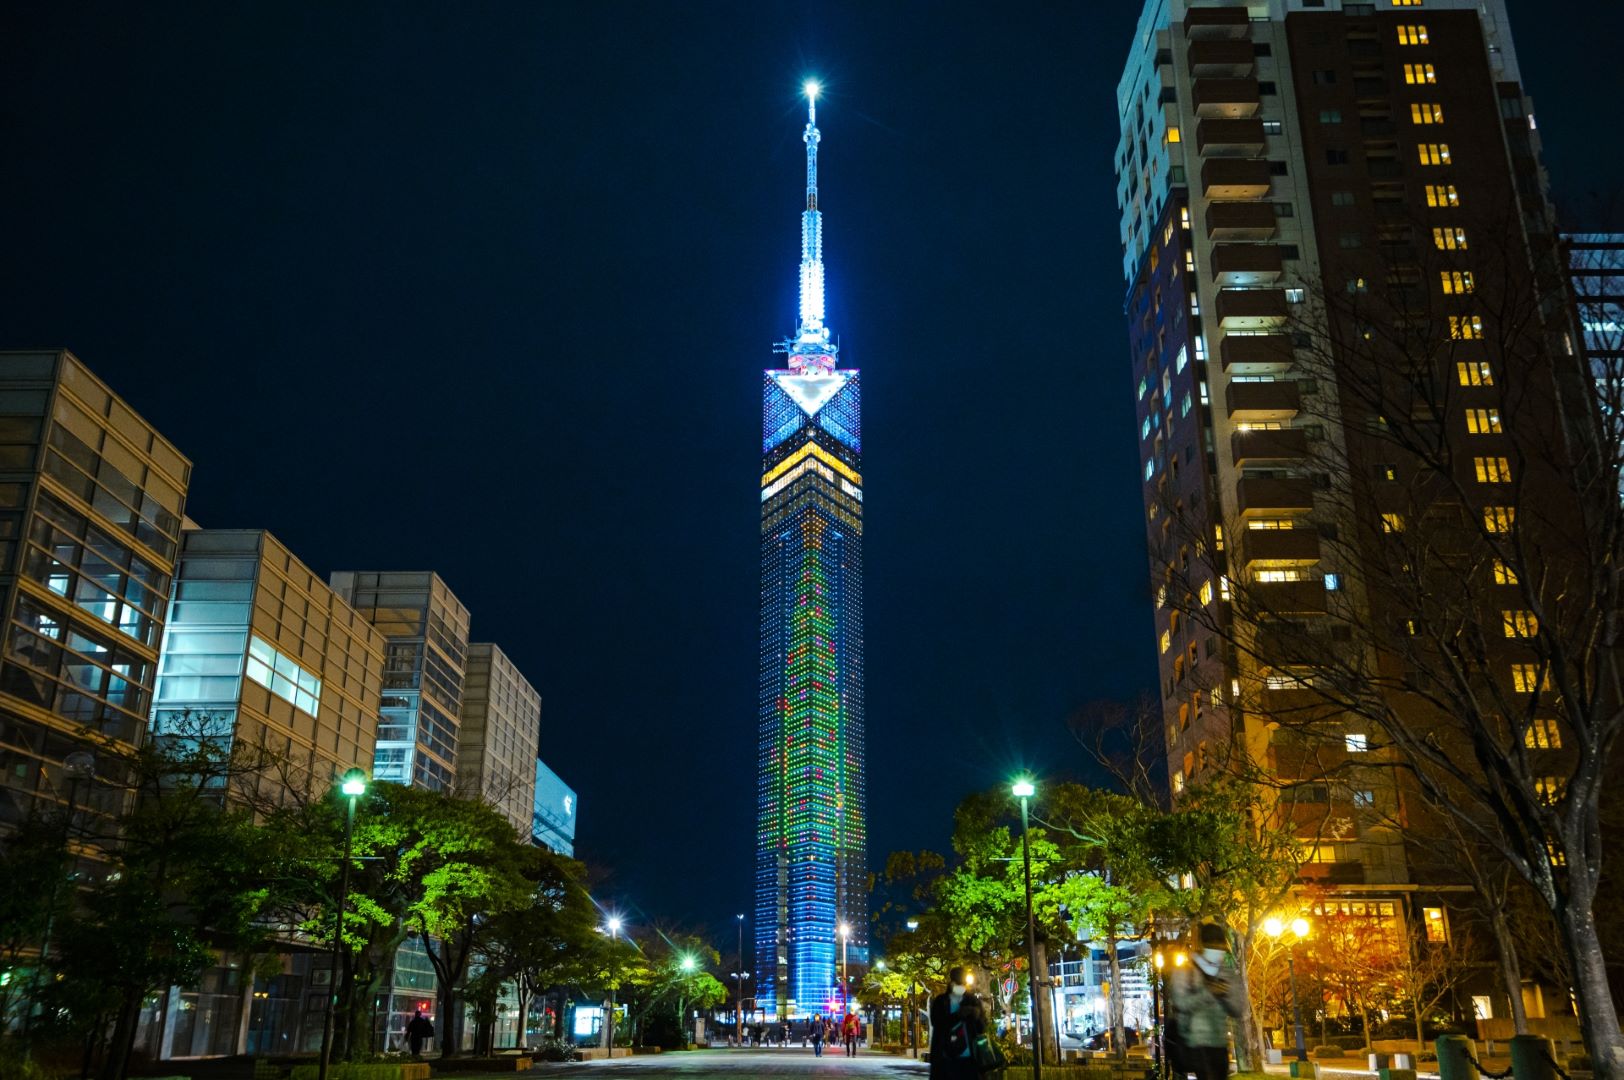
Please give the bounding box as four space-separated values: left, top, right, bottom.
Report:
1535 776 1566 804
1396 24 1429 45
1423 907 1448 944
1493 558 1518 585
1503 610 1538 638
1160 629 1171 655
1347 276 1369 294
1440 270 1473 295
1324 573 1341 591
1475 456 1512 483
1287 287 1306 303
1511 663 1549 693
1391 0 1422 5
1320 109 1343 124
1381 513 1406 534
1457 360 1494 386
1167 125 1182 144
1263 120 1284 134
1248 518 1298 530
1378 463 1398 480
1404 63 1438 85
1417 142 1451 165
1346 733 1369 752
1353 789 1375 808
1326 149 1350 165
1181 206 1191 230
1484 506 1516 533
1259 81 1278 95
1434 226 1468 250
1425 183 1459 206
1273 202 1295 217
1525 716 1562 749
1199 580 1214 605
1185 249 1195 272
1312 69 1338 85
1256 569 1308 583
245 634 322 717
1331 190 1355 206
1220 574 1232 601
1450 315 1484 340
1176 345 1189 373
1465 408 1503 435
1412 103 1445 125
1190 292 1201 315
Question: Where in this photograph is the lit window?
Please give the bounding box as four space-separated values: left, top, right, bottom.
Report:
1353 789 1375 808
1248 518 1298 530
1502 610 1538 638
1524 716 1561 749
1167 125 1182 144
1417 142 1451 165
1466 408 1502 434
1219 575 1232 601
1412 103 1445 125
1193 336 1208 361
1404 63 1437 85
245 635 322 717
1441 270 1474 294
1190 292 1200 315
1256 569 1307 582
1547 844 1567 868
1484 506 1515 533
1392 0 1422 5
1173 769 1185 793
1185 249 1195 272
1214 524 1224 551
1474 456 1512 483
1450 315 1484 339
1424 183 1457 206
1160 629 1172 654
1535 776 1566 804
1381 513 1405 534
1457 360 1493 386
1511 663 1549 693
1434 226 1468 250
1423 907 1447 943
1324 573 1341 591
1397 24 1429 44
1493 559 1518 585
1199 580 1214 605
1181 206 1191 230
1346 733 1368 752
1176 345 1188 372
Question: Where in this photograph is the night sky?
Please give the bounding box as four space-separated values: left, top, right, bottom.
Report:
1 1 1619 949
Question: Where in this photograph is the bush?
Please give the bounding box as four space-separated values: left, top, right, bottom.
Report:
1312 1045 1347 1059
0 1048 56 1080
289 1065 419 1080
533 1038 577 1063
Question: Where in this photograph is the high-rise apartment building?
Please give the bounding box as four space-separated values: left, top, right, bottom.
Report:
330 571 470 791
456 642 541 835
1116 0 1564 1001
755 83 868 1019
0 349 190 828
152 530 386 804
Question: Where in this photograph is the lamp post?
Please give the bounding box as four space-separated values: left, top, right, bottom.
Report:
906 918 921 1059
736 913 745 1045
839 922 851 1015
604 917 623 1052
1013 778 1044 1080
318 768 367 1080
1264 916 1311 1062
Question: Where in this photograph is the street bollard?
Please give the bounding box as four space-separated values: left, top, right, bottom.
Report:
1510 1035 1559 1080
1438 1035 1481 1080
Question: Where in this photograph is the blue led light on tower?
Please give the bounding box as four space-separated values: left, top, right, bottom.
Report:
754 80 868 1020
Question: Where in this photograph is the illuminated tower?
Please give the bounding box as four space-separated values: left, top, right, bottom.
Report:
755 80 867 1019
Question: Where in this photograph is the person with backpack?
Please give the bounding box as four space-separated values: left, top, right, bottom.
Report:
842 1010 860 1056
1169 924 1247 1080
927 967 985 1079
405 1010 434 1059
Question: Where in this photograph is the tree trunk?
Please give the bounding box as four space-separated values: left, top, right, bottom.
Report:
1034 937 1057 1064
1555 899 1624 1080
100 991 144 1080
1231 932 1262 1072
514 987 529 1050
436 982 461 1057
1486 902 1530 1035
1106 933 1126 1058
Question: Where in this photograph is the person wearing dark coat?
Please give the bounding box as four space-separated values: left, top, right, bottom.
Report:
927 967 983 1080
406 1011 434 1058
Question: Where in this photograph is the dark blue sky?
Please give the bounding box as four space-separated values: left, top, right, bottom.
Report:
1 0 1617 946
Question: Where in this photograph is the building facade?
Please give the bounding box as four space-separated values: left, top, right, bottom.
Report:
1566 232 1624 377
0 349 190 830
1116 0 1567 1024
456 642 541 835
755 83 868 1020
531 758 577 857
329 571 470 791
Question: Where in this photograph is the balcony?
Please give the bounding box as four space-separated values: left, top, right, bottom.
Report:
1197 117 1267 156
1231 428 1309 466
1226 379 1301 420
1216 287 1289 330
1206 201 1277 240
1221 333 1294 374
1192 77 1261 118
1202 159 1271 200
1253 579 1329 615
1188 39 1255 77
1183 5 1251 40
1238 526 1321 566
1235 476 1314 516
1211 242 1283 284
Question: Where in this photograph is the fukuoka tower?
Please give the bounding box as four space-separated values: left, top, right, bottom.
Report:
754 80 868 1020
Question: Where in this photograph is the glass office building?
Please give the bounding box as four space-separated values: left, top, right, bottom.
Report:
329 571 470 791
755 85 868 1019
457 642 541 835
530 758 576 857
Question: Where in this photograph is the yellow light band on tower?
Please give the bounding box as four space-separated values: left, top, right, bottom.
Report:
761 439 861 488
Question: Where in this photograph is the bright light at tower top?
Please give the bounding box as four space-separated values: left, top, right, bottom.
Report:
804 79 821 101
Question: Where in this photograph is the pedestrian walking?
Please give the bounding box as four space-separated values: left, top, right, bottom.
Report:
1168 923 1246 1080
811 1018 825 1057
842 1010 860 1057
406 1010 434 1059
927 967 984 1080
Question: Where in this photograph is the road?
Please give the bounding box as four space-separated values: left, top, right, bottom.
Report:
532 1048 928 1078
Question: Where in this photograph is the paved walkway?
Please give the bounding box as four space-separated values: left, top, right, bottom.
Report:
532 1048 927 1077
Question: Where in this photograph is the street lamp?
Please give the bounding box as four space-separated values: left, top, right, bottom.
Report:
906 918 921 1058
735 913 746 1046
318 768 367 1080
604 916 623 1052
1264 916 1311 1062
839 922 851 1015
1012 777 1044 1080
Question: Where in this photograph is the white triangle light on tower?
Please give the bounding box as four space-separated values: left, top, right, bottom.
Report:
773 371 848 417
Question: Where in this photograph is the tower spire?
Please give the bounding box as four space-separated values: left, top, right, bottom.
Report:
784 78 837 372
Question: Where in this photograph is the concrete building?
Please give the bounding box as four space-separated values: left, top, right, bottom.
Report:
0 349 190 829
1115 0 1568 1026
531 758 577 857
456 642 541 835
329 571 470 792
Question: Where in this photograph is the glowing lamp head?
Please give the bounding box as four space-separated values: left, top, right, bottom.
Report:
1291 917 1311 938
875 959 886 971
1154 952 1165 970
340 769 367 798
805 80 821 101
680 956 696 972
965 972 975 986
838 922 850 939
1263 917 1284 939
1012 778 1036 799
606 917 622 935
906 919 919 931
